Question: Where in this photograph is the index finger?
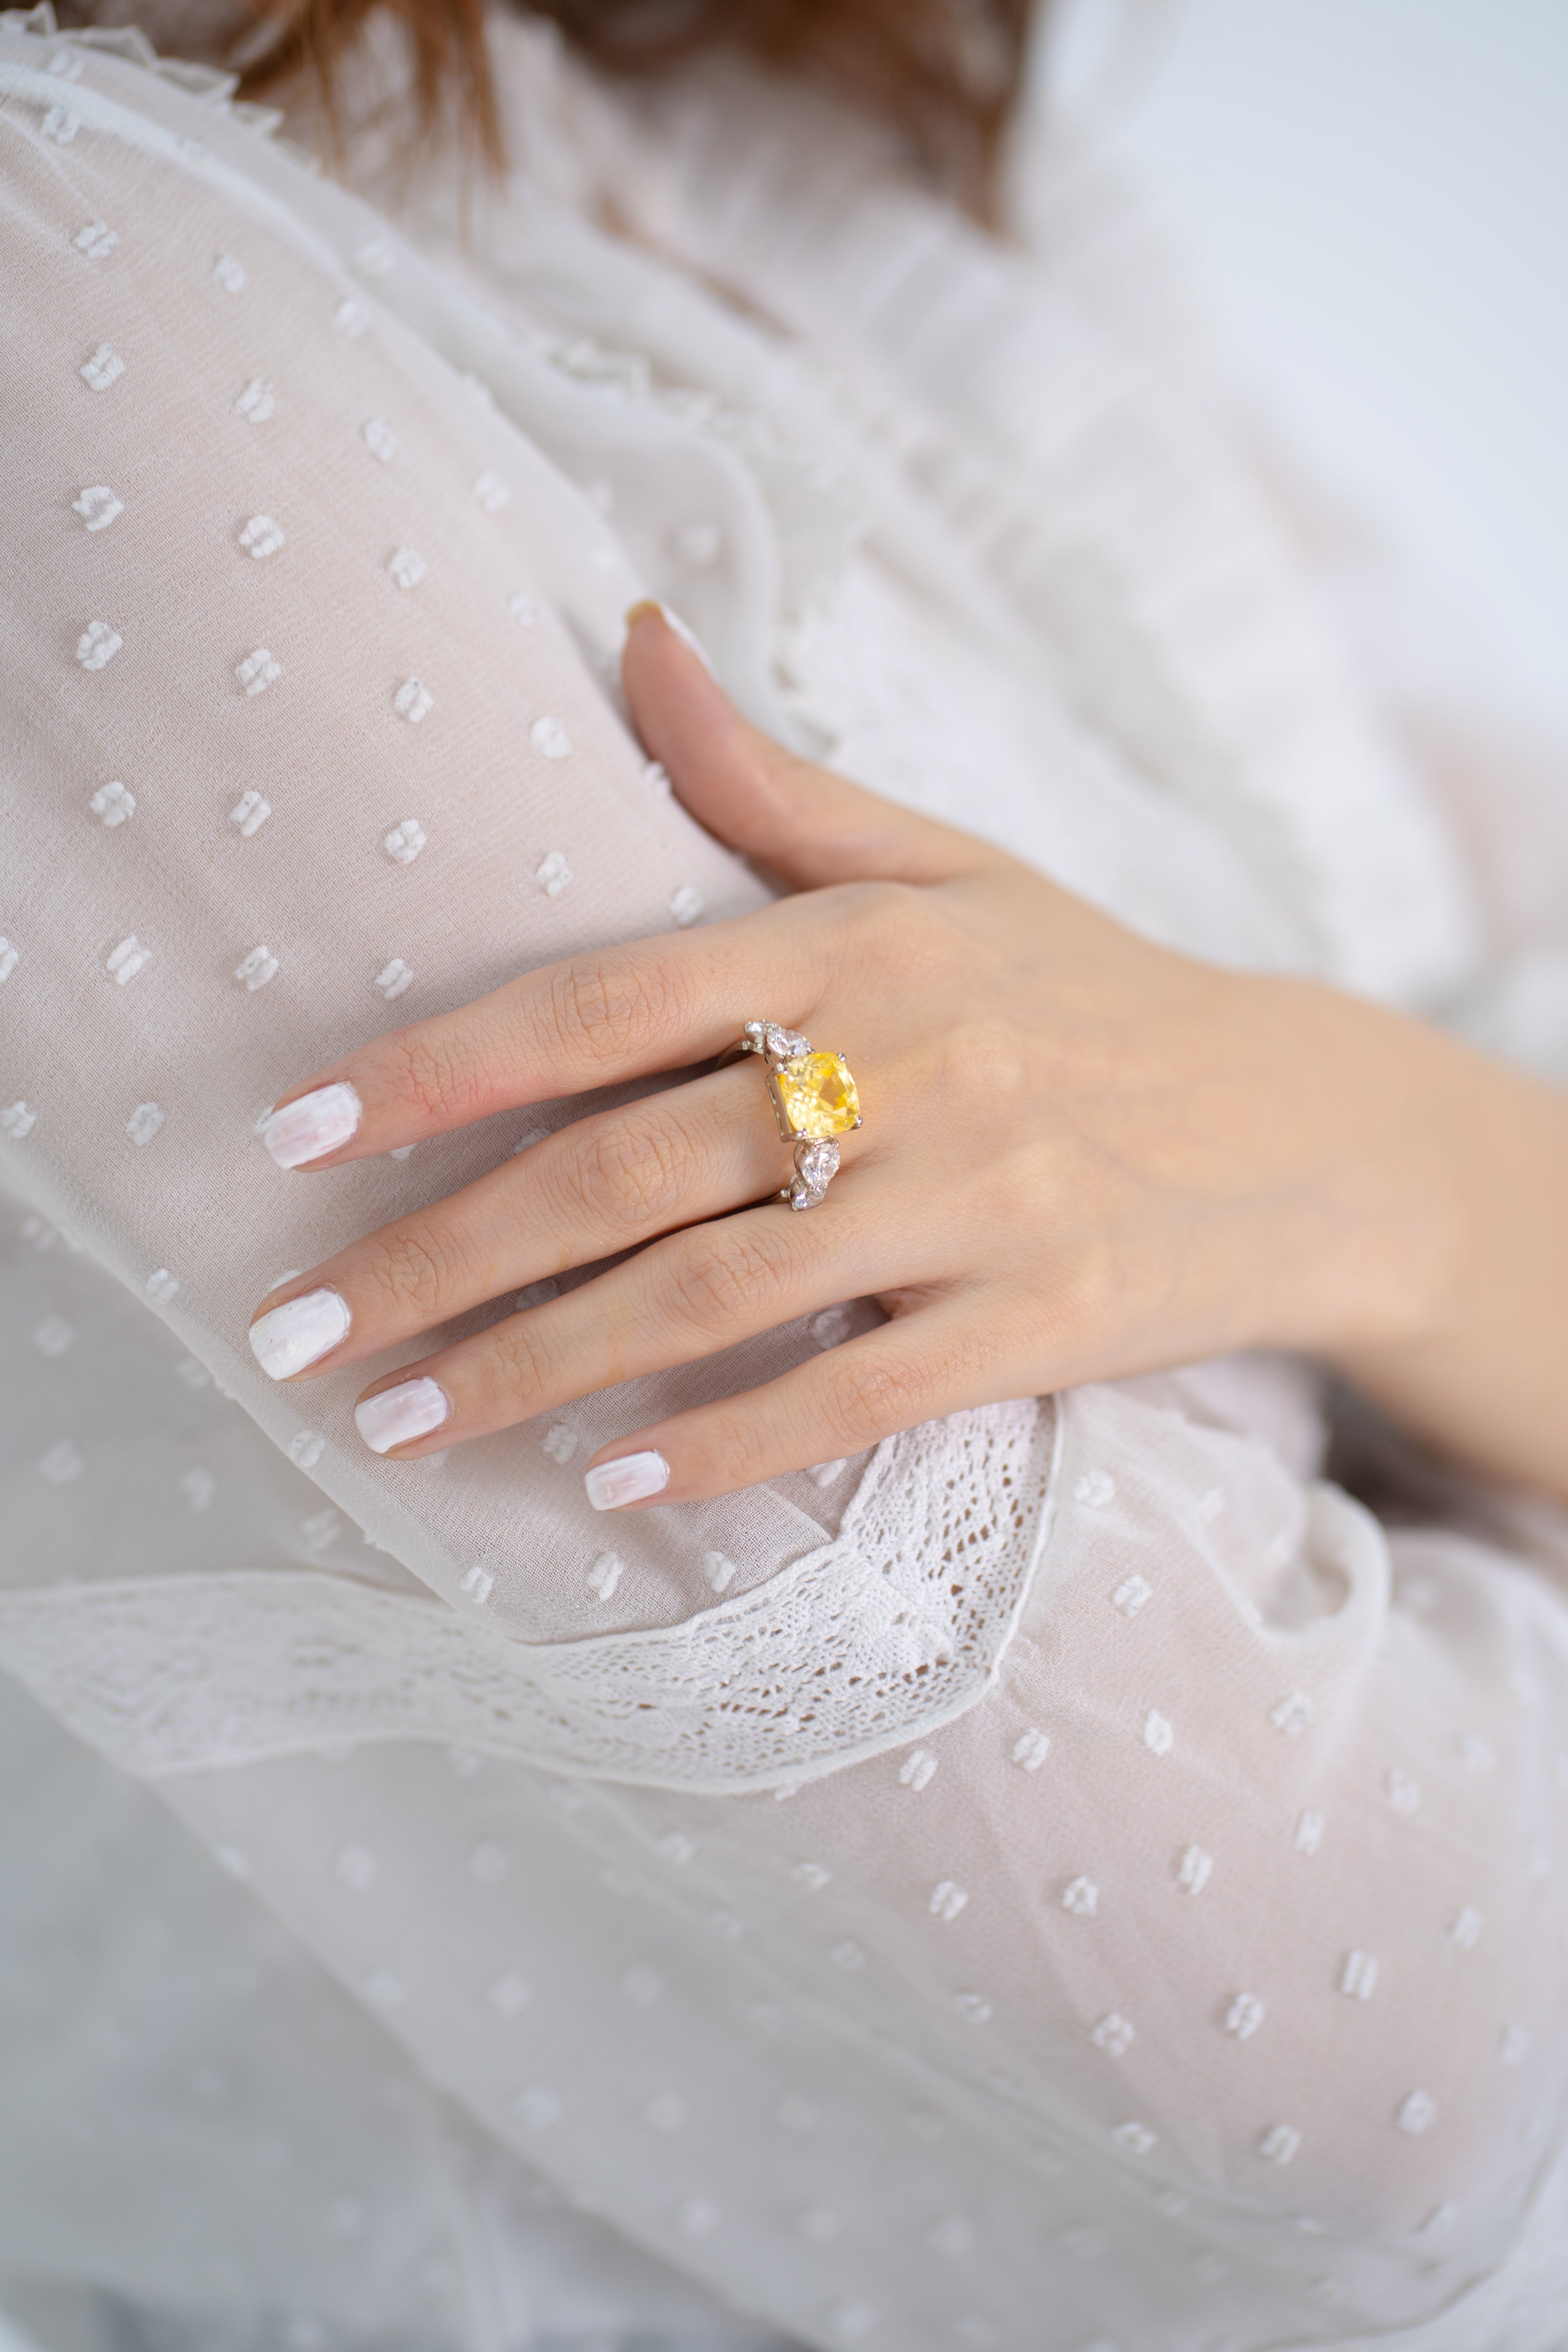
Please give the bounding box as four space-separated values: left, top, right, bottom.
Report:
257 893 835 1170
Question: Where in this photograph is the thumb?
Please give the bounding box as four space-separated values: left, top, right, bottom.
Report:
621 601 1003 890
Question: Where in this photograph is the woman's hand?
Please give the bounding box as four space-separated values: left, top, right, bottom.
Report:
247 605 1568 1508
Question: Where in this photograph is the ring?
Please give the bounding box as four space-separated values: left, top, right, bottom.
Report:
730 1020 862 1211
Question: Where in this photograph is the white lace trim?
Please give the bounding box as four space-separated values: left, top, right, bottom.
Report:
0 1398 1058 1791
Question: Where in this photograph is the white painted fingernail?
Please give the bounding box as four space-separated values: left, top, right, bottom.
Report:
632 601 715 678
248 1286 351 1380
262 1082 362 1170
584 1450 670 1510
355 1376 450 1454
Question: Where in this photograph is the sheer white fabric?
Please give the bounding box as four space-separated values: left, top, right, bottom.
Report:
4 7 1568 2348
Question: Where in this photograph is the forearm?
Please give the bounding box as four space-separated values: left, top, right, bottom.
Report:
1325 1016 1568 1503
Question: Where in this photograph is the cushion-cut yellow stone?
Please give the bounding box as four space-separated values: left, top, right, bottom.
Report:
772 1051 859 1139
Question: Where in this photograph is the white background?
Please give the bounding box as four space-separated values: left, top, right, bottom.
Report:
1097 0 1568 733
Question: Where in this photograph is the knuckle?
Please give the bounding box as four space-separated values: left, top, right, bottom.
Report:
938 1018 1026 1109
358 1219 474 1322
377 1027 489 1129
563 1108 700 1234
486 1309 556 1402
818 1348 938 1449
706 1408 777 1491
668 1222 791 1333
550 951 693 1071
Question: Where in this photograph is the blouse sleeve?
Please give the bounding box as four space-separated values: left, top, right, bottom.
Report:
0 28 1056 1786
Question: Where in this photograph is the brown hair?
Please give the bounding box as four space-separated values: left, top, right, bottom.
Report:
240 0 1037 203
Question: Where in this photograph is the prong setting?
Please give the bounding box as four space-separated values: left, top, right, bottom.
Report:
735 1020 859 1208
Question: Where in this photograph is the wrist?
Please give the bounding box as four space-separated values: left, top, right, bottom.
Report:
1255 981 1471 1368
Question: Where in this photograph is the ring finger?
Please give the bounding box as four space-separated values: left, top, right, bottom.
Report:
247 1061 832 1383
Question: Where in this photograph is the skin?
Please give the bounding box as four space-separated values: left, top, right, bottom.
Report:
251 604 1568 1508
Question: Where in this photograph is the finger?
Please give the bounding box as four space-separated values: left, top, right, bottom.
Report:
622 601 1009 891
346 1172 936 1457
246 1063 798 1380
257 889 831 1171
580 1298 995 1507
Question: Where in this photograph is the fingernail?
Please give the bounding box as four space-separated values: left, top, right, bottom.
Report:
355 1376 450 1454
625 599 715 678
584 1449 670 1510
248 1286 352 1380
262 1081 362 1171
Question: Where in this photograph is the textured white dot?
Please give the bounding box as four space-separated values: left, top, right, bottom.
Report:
230 791 271 837
530 715 571 759
213 252 246 293
473 470 511 512
1176 1844 1213 1894
238 514 284 559
106 936 149 984
361 416 397 462
235 945 279 990
383 820 427 865
74 486 123 531
393 677 432 724
77 620 122 670
73 219 118 258
80 342 124 391
588 1549 625 1601
1340 1950 1378 1999
235 648 281 696
31 1315 73 1358
387 546 427 589
90 781 135 826
235 378 274 423
126 1101 165 1145
1450 1905 1484 1951
535 850 572 897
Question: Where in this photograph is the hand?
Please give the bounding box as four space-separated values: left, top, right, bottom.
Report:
247 604 1568 1509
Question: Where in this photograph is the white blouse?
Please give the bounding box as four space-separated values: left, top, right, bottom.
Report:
3 6 1568 2349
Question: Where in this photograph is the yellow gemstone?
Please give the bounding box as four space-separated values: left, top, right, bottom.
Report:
773 1051 859 1140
